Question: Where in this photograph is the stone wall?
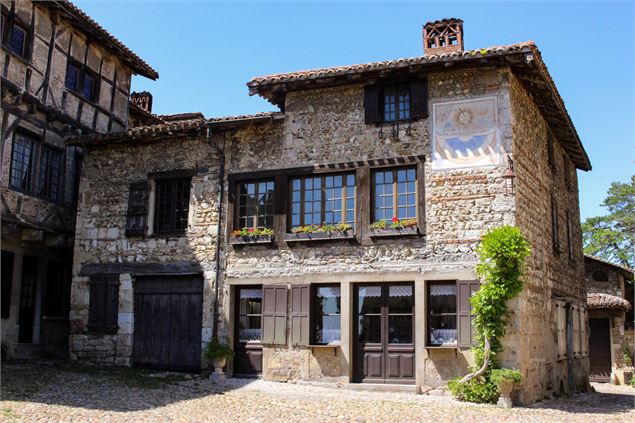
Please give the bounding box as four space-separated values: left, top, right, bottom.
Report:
69 135 220 366
510 73 588 402
223 68 517 387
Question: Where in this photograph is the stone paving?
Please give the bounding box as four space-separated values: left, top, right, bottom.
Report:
1 362 633 422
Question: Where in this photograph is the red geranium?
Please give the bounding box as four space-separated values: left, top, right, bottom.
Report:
392 217 399 223
248 228 254 233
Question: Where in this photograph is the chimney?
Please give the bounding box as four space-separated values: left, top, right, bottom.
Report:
130 91 153 113
423 18 464 56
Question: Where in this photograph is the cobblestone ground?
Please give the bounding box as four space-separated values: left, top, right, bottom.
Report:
1 362 633 422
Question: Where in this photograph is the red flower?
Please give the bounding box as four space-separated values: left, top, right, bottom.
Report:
248 228 254 233
392 217 399 223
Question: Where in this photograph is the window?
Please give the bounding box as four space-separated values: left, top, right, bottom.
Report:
428 283 457 346
65 60 99 102
154 178 191 234
290 173 355 230
551 192 560 253
382 83 410 122
10 132 36 191
37 147 63 202
566 211 574 261
236 180 275 230
555 299 566 360
237 287 263 342
313 285 341 345
1 251 14 319
9 132 63 201
9 22 26 57
364 78 428 125
372 167 416 222
126 182 149 236
87 274 119 334
547 136 556 172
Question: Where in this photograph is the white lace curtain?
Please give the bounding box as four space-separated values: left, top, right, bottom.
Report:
389 285 413 297
316 287 341 298
429 284 456 296
240 289 262 299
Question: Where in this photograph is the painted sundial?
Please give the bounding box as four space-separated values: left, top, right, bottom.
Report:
432 97 500 170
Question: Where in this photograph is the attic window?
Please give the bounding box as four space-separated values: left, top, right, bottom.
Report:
364 78 428 125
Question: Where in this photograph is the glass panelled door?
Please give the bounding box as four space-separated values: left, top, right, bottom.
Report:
234 286 263 376
354 283 415 384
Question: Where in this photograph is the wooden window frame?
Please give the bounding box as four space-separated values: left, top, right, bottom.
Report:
311 283 341 346
1 8 31 61
65 58 100 103
371 166 417 223
235 179 275 231
426 281 458 347
126 182 149 237
288 172 356 231
380 82 411 123
153 177 191 235
9 131 64 203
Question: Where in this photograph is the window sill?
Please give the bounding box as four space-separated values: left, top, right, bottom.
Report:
368 227 419 237
229 235 274 245
65 87 100 108
426 345 459 349
285 232 355 242
308 343 341 348
150 231 187 238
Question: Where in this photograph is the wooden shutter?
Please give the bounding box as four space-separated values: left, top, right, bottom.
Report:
551 193 560 253
457 280 480 347
580 307 588 357
262 285 288 345
555 300 566 360
410 78 429 119
364 85 380 124
290 285 310 345
87 274 119 333
126 182 149 236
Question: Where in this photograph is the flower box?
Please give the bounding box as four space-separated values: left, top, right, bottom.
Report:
229 234 274 245
284 231 355 242
368 226 419 237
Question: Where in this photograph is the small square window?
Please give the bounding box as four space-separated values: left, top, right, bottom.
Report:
65 62 81 92
9 23 26 57
82 72 98 102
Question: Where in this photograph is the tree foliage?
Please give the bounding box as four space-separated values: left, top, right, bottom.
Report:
582 176 634 268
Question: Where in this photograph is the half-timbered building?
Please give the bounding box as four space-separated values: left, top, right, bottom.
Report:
0 0 157 359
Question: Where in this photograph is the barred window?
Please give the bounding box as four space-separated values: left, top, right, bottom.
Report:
154 178 191 234
237 180 275 230
10 133 36 191
372 167 416 222
290 173 355 229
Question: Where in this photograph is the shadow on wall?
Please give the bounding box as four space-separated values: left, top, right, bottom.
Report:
425 349 471 386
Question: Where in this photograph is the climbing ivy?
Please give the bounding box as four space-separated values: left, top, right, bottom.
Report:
449 225 531 403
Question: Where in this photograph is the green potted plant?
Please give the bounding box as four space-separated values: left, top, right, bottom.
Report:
491 368 522 408
204 339 235 374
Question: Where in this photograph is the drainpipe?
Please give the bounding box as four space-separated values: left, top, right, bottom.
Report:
207 124 225 343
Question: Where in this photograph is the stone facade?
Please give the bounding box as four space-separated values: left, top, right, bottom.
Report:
66 22 591 405
1 0 155 359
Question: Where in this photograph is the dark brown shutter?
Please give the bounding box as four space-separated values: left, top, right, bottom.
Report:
88 274 119 333
290 285 310 345
262 285 288 345
457 280 480 347
410 78 428 119
364 85 380 124
126 182 149 236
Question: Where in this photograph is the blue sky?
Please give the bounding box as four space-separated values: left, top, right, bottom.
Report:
77 0 633 220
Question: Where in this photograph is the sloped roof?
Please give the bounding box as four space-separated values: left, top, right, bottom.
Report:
41 1 158 80
248 41 591 171
585 255 634 281
587 293 632 311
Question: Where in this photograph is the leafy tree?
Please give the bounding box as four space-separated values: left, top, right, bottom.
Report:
582 175 634 268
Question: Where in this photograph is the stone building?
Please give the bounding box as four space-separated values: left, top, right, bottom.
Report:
68 18 592 404
584 255 634 384
0 0 157 359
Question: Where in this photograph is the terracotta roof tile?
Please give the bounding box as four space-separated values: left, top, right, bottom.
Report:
587 293 632 310
43 1 158 80
158 113 206 122
248 41 535 87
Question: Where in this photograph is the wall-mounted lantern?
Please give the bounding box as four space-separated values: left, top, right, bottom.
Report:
502 155 516 195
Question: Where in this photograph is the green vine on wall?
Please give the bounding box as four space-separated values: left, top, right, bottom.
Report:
449 225 531 403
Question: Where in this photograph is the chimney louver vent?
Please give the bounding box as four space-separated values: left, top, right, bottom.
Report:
423 18 464 56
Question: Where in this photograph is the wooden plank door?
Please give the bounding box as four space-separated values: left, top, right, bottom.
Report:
354 283 415 384
589 318 611 382
234 285 263 376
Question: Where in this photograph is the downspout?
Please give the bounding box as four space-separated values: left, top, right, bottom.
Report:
207 124 225 342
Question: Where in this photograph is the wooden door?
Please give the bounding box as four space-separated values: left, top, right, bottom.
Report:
589 318 611 382
234 285 263 376
354 283 415 384
18 256 38 343
133 275 203 372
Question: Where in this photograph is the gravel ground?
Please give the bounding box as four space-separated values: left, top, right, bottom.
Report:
1 362 633 422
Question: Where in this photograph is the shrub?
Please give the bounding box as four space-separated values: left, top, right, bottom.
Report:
448 376 499 404
203 339 234 360
490 368 522 386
